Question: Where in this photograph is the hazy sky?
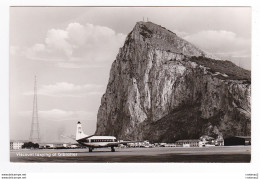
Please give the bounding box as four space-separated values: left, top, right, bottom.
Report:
10 7 251 142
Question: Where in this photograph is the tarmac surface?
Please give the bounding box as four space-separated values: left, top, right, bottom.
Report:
10 146 251 163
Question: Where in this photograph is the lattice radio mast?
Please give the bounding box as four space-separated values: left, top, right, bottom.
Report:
29 76 40 143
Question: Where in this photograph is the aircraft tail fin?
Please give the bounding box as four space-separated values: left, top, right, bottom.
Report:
76 121 88 140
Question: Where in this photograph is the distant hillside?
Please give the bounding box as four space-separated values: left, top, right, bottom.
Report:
188 56 251 83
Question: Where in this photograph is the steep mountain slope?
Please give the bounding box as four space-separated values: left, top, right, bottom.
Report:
95 21 251 142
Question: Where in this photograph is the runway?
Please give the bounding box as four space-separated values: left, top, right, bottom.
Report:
10 146 251 163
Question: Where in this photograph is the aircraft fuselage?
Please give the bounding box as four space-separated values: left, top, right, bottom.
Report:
76 136 119 149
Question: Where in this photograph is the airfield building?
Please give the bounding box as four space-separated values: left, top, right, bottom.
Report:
10 140 26 150
39 143 80 149
175 139 200 147
224 136 251 146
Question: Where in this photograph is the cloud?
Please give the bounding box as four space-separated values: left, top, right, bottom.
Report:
24 82 104 97
170 29 251 69
40 109 94 121
184 30 251 57
56 62 106 69
172 29 189 38
24 22 126 68
20 109 95 121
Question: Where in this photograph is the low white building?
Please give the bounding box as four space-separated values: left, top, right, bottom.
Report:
165 143 176 147
70 144 79 148
176 139 200 147
40 143 77 149
10 140 27 150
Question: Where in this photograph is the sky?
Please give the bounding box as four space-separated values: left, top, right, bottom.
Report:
9 7 251 143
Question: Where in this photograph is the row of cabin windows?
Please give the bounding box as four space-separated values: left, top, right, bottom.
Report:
177 142 199 144
90 139 116 142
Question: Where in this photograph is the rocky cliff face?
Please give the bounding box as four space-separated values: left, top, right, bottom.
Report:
95 21 251 142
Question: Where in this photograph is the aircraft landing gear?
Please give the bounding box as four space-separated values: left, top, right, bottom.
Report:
89 147 93 152
111 147 115 152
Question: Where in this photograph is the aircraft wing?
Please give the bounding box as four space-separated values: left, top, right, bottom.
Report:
61 135 95 141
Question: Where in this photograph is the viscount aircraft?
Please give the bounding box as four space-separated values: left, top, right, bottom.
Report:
75 121 133 152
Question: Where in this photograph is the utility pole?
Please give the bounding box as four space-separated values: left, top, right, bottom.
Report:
29 75 40 143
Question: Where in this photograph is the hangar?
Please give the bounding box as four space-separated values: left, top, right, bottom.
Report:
224 136 251 146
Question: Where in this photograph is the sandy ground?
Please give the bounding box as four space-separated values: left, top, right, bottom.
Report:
10 146 251 163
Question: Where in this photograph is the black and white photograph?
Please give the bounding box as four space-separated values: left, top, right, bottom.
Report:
9 6 251 163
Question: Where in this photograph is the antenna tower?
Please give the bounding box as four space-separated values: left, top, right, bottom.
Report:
29 76 40 143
